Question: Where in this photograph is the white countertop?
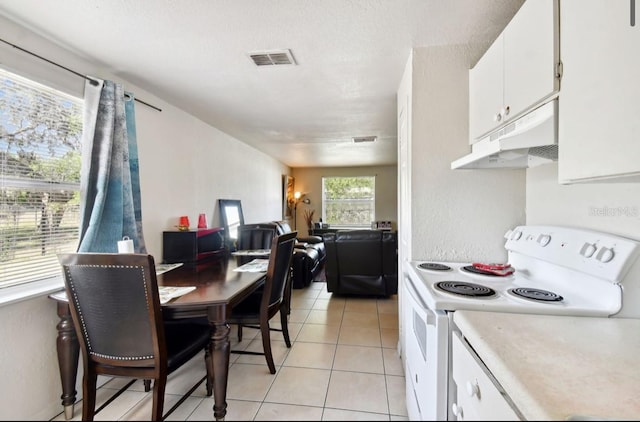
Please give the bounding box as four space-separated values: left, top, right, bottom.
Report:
453 310 640 421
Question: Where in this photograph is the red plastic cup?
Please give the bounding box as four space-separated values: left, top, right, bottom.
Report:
197 213 207 229
178 216 190 230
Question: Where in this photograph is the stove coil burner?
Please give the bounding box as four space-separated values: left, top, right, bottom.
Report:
462 265 507 277
435 281 496 297
419 263 452 271
509 288 564 302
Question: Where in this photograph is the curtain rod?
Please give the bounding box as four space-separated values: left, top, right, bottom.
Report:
0 37 162 112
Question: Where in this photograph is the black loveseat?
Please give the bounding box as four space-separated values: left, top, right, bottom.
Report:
323 230 398 296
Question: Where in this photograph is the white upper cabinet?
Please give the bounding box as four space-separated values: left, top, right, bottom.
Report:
558 0 640 183
469 33 504 142
469 0 559 143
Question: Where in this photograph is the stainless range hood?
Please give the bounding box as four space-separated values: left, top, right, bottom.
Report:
452 99 558 170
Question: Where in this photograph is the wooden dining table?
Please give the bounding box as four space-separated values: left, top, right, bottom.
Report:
50 254 267 421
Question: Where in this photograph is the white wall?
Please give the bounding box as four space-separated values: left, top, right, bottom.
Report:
0 15 289 420
135 100 289 259
408 46 526 263
527 163 640 240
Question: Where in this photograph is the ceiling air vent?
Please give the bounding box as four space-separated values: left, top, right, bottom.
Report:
248 49 297 66
352 136 377 143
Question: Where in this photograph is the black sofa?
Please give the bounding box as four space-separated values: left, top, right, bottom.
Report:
323 230 398 296
239 220 326 289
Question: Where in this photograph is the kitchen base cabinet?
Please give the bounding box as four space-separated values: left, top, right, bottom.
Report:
452 310 640 420
558 0 640 183
450 330 522 421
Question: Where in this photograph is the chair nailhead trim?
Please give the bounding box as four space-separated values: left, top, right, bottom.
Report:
91 352 153 360
65 264 152 358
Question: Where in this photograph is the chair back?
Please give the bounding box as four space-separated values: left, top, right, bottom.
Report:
237 224 277 250
58 253 165 370
263 232 297 313
272 220 292 235
323 230 398 296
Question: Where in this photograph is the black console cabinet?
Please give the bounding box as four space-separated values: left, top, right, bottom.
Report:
162 227 225 265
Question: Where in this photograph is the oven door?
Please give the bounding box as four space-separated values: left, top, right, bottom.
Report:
403 274 449 421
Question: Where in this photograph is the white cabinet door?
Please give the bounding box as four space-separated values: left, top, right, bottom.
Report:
469 34 504 143
558 0 640 183
451 332 521 421
468 0 558 143
503 0 558 121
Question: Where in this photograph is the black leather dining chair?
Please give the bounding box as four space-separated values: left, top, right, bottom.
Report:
235 224 278 265
229 231 297 374
57 253 212 421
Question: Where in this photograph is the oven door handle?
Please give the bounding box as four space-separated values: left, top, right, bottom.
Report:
405 277 437 326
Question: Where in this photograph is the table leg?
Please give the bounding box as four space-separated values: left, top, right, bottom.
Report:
55 302 79 420
208 306 231 421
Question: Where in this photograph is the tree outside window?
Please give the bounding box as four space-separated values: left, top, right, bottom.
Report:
322 176 375 228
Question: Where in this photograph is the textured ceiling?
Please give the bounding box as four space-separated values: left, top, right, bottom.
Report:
0 0 524 168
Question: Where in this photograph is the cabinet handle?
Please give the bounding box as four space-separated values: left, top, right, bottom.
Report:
452 402 464 418
503 105 510 116
494 112 502 122
466 380 480 398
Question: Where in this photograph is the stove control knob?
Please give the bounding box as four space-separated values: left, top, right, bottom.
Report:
537 234 551 247
511 230 523 240
580 243 597 258
596 247 615 263
466 380 480 398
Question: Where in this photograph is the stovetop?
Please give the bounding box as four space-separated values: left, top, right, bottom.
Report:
405 224 640 318
406 260 622 316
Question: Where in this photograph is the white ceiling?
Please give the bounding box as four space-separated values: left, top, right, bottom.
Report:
0 0 524 168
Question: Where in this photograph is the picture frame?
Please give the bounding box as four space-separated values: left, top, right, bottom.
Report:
282 175 294 219
218 199 244 249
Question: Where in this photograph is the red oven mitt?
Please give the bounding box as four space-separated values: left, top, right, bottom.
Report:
472 262 515 276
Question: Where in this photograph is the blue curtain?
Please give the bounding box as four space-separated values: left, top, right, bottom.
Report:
77 78 147 253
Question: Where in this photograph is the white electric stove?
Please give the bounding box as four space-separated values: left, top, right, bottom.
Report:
402 225 640 421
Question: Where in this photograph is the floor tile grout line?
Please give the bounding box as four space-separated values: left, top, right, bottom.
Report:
321 300 345 419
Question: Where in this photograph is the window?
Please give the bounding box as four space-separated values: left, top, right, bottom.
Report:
322 176 375 228
0 68 83 288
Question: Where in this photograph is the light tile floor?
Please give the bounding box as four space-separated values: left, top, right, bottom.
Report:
52 281 408 421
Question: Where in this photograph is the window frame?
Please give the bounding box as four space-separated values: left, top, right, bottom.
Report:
0 67 83 303
321 175 376 229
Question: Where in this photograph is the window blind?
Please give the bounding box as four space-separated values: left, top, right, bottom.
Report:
0 68 83 288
